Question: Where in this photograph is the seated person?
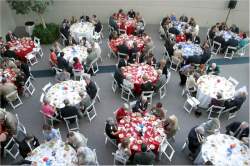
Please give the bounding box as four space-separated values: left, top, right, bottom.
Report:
3 45 17 59
65 35 76 46
128 9 136 18
226 121 249 141
163 115 179 138
92 15 102 33
18 134 40 158
209 92 224 107
141 75 154 92
70 16 77 25
123 75 134 90
150 102 165 119
75 146 97 165
60 20 70 39
85 48 97 70
116 138 131 161
164 38 174 56
185 54 202 64
172 45 184 64
198 118 220 136
155 69 167 91
1 78 18 103
179 14 188 22
238 32 249 48
55 68 71 82
60 99 83 121
143 37 154 53
224 92 247 113
136 18 145 34
114 103 130 122
72 57 84 71
192 34 201 45
214 35 226 50
42 124 60 142
200 42 211 64
57 52 69 70
79 91 92 113
66 131 88 150
129 42 140 63
157 59 169 79
132 96 148 113
79 37 90 48
49 49 58 66
188 126 205 159
0 115 9 145
5 31 17 42
53 42 62 55
145 53 156 67
41 99 58 118
105 117 119 140
118 55 129 68
133 143 155 165
109 15 119 31
185 73 197 93
117 42 129 55
114 68 125 88
85 77 97 100
0 109 17 135
206 63 220 75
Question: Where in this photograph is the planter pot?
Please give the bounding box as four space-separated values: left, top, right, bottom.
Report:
25 21 35 36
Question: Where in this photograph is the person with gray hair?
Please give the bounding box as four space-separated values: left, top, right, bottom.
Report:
123 74 134 90
59 99 83 122
199 118 220 136
105 117 119 140
75 146 96 165
0 108 17 135
79 91 92 113
226 121 249 141
155 69 167 91
206 62 220 75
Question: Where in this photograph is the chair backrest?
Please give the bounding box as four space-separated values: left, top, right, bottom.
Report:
4 137 20 159
52 67 63 75
112 152 127 164
63 115 79 132
42 82 52 93
117 52 127 59
211 41 221 54
228 76 239 87
85 101 97 122
207 105 225 119
40 93 45 103
6 90 18 101
34 37 40 47
159 138 175 162
141 91 154 104
159 81 168 99
24 77 35 95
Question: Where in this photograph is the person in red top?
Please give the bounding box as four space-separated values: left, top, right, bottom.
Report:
72 57 83 71
114 103 130 122
49 49 58 66
41 99 58 118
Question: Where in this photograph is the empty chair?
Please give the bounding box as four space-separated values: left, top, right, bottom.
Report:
33 47 44 59
112 152 128 165
211 41 221 56
23 77 35 96
183 94 200 114
4 137 20 159
26 52 38 66
111 73 118 93
86 58 99 75
63 115 80 132
158 138 175 162
224 46 237 59
207 105 225 119
228 76 239 87
120 84 135 102
6 91 23 109
93 82 101 103
60 32 67 46
42 82 52 93
84 101 97 123
170 58 181 71
158 81 168 99
141 91 154 105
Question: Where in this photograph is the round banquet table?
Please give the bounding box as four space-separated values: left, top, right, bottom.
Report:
0 68 17 82
109 34 145 53
45 80 87 109
26 140 77 166
122 63 159 94
117 112 166 154
194 134 250 166
216 30 242 42
174 42 203 58
196 75 235 108
70 22 95 42
114 14 136 35
62 45 88 65
7 37 35 60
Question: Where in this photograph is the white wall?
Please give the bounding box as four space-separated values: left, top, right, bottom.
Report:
3 0 250 32
0 0 16 37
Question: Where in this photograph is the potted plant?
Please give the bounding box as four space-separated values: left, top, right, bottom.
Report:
7 0 59 44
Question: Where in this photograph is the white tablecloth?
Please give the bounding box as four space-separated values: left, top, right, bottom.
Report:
62 45 88 65
70 22 95 42
196 75 235 108
45 80 86 108
216 31 242 42
174 42 203 57
194 134 250 166
26 140 77 166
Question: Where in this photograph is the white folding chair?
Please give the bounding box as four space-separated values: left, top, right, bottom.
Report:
6 91 23 109
236 43 249 56
15 114 27 135
158 138 175 162
23 77 35 96
112 152 128 165
141 91 154 105
26 52 38 66
183 94 200 114
93 82 101 103
211 41 221 56
120 84 135 102
93 149 99 165
181 138 189 152
34 36 41 48
170 58 181 71
166 70 171 83
207 105 225 119
158 81 168 100
224 46 237 59
222 106 238 120
33 47 44 59
84 101 97 123
52 67 63 75
42 82 52 93
60 32 67 46
228 76 239 88
40 110 60 127
104 131 117 147
72 69 84 80
111 73 118 93
63 115 80 132
86 58 99 75
4 137 20 159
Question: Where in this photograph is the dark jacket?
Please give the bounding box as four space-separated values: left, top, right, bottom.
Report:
192 36 201 45
109 16 118 31
141 81 154 92
133 151 155 165
132 100 148 112
94 21 102 33
105 123 118 140
117 44 129 55
188 126 201 154
60 105 80 122
20 63 30 79
214 36 226 49
86 81 97 99
118 58 128 68
57 56 69 69
226 122 249 140
3 50 17 59
6 33 17 42
114 69 124 88
200 50 211 64
224 96 246 112
18 137 40 158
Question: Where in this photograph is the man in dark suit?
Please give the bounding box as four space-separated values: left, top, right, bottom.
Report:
57 52 69 70
141 75 154 92
118 55 129 68
214 35 226 50
85 77 97 99
133 143 155 165
3 46 17 59
18 135 40 158
117 42 129 55
60 99 83 122
114 68 124 88
16 60 30 81
224 92 247 113
226 121 249 140
132 97 148 113
5 31 17 42
188 126 204 159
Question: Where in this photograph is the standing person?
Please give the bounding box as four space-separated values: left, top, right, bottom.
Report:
133 143 155 165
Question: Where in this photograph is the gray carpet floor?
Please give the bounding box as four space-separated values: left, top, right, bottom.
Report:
1 24 249 165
